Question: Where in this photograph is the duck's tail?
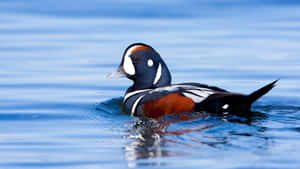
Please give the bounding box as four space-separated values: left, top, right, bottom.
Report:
194 80 278 115
247 79 278 104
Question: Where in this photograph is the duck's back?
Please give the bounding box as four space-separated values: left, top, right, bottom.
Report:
123 80 277 118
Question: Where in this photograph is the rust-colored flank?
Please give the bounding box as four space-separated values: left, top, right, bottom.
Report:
143 93 195 118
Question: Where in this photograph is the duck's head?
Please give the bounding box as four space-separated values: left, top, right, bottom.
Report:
108 43 171 90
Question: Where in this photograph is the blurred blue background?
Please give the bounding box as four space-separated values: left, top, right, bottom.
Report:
0 0 300 168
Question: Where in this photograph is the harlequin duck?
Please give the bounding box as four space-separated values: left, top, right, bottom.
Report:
108 43 277 118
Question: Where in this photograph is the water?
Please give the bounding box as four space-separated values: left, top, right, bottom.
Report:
1 0 300 168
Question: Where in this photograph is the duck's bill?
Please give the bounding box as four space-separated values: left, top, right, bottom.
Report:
107 67 127 79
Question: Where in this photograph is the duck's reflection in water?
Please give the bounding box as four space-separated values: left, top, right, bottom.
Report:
124 118 169 162
123 110 269 167
123 113 215 167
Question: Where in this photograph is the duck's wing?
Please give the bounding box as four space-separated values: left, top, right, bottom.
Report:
178 82 227 92
124 84 224 117
174 83 228 103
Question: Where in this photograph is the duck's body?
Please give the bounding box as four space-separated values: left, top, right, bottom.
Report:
108 43 277 119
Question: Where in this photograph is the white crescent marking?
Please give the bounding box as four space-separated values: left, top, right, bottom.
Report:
131 94 145 116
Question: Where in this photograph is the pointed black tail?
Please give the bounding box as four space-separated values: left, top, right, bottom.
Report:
247 80 278 103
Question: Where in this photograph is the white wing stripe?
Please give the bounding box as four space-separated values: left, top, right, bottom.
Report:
182 92 205 103
148 84 215 97
187 89 213 98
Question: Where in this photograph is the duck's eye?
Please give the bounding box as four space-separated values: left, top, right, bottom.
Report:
147 59 154 67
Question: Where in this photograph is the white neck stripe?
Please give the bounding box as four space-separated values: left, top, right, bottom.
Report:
123 89 151 103
153 63 162 85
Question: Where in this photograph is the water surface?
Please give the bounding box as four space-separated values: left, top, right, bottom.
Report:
1 1 300 168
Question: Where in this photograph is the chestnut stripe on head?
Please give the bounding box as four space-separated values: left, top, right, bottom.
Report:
130 45 151 55
123 45 152 75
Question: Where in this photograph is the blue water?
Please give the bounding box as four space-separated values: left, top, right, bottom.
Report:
1 1 300 168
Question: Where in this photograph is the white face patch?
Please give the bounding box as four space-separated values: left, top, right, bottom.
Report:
153 63 162 85
123 45 141 75
147 59 154 67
